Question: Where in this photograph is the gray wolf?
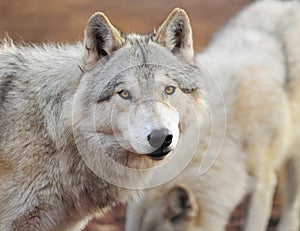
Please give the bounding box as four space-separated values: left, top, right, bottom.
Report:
125 1 300 231
0 8 206 230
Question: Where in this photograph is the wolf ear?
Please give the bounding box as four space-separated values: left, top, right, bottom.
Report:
84 12 124 68
154 8 194 64
166 185 198 220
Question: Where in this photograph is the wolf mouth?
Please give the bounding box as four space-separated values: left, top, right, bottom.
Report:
145 147 172 161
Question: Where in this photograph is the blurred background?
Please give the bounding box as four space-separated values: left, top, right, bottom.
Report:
0 0 281 230
0 0 252 52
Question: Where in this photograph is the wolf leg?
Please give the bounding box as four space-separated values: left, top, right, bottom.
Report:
244 167 277 231
278 158 300 231
125 200 144 231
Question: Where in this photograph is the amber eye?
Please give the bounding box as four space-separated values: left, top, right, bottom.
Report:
165 86 176 95
118 90 132 100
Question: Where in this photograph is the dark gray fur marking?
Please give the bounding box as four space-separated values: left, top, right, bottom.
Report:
0 75 15 106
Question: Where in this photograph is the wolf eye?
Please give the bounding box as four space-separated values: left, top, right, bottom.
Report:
118 89 132 100
165 86 176 95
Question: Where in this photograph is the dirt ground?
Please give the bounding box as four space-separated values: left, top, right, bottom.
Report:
0 0 281 230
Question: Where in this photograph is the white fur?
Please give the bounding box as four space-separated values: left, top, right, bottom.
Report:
126 1 300 231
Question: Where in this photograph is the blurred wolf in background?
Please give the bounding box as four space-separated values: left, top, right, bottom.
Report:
0 8 206 231
126 1 300 231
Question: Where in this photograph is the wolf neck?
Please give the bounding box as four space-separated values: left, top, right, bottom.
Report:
28 44 85 147
197 2 289 108
198 0 300 98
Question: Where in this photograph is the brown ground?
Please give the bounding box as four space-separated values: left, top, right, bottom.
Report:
0 0 281 230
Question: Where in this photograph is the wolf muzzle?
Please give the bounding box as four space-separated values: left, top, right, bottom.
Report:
146 129 173 160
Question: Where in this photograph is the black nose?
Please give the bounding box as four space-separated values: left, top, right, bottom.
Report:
147 129 173 149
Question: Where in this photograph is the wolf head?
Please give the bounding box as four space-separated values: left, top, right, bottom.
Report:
72 8 206 186
126 184 200 231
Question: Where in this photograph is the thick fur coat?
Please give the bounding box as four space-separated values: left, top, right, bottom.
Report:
0 9 205 230
125 1 300 231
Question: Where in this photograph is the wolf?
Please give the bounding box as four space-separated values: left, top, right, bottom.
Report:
125 1 300 231
0 8 206 231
